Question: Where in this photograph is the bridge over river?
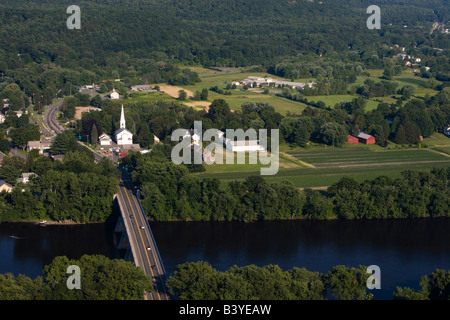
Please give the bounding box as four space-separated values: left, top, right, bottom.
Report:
45 101 169 300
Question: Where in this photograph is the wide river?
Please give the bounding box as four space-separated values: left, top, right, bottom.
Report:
1 218 449 300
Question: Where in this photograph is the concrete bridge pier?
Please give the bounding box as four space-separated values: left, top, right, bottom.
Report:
114 215 133 261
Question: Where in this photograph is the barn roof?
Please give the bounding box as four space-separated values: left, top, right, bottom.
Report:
357 132 373 140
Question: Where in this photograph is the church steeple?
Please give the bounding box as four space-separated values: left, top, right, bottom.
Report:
120 104 126 129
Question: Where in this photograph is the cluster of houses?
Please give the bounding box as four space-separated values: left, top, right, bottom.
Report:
181 128 267 163
238 76 315 90
97 105 153 158
397 53 428 69
79 83 158 101
0 172 38 194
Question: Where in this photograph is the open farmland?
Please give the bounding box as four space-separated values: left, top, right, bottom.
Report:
195 147 450 188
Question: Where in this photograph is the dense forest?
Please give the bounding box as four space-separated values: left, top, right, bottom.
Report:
0 0 448 110
0 255 152 300
166 261 450 300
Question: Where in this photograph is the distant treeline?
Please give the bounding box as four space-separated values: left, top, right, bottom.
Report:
123 149 450 222
0 0 448 111
166 261 450 300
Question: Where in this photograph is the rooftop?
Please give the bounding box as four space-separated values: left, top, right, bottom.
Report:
358 132 373 139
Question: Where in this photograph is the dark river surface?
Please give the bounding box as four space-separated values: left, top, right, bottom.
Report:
1 218 449 300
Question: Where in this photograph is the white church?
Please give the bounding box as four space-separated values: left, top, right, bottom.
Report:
115 105 133 145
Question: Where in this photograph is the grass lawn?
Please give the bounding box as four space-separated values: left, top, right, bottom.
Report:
424 132 450 147
125 91 174 102
433 146 450 155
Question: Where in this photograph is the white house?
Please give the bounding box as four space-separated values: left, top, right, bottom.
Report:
115 105 133 145
19 172 36 184
99 133 113 146
110 88 120 100
27 141 43 154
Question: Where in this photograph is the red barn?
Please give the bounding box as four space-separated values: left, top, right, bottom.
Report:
346 135 359 144
357 133 376 144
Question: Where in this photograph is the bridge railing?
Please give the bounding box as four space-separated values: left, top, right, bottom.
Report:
136 189 167 276
116 194 138 264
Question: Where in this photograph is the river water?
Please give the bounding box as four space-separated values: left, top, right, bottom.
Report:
1 218 449 300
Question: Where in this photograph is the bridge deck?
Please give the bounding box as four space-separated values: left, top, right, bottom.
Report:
117 174 170 300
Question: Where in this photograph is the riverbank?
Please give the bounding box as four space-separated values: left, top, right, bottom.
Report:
0 219 108 226
3 214 450 225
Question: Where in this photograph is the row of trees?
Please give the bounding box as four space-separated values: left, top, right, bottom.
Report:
166 261 450 300
0 255 152 300
329 168 450 219
393 269 450 300
166 261 372 300
2 257 447 300
1 256 446 300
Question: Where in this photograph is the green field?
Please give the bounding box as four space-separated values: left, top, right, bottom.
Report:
183 71 310 115
194 146 450 188
123 66 440 116
433 146 450 155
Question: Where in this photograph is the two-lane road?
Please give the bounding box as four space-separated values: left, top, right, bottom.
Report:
118 173 170 300
44 100 64 135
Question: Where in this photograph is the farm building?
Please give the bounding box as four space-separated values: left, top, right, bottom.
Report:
241 76 315 89
130 85 152 91
357 133 376 144
224 139 266 152
346 135 359 144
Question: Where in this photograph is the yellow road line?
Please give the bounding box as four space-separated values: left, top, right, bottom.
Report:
122 185 162 300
